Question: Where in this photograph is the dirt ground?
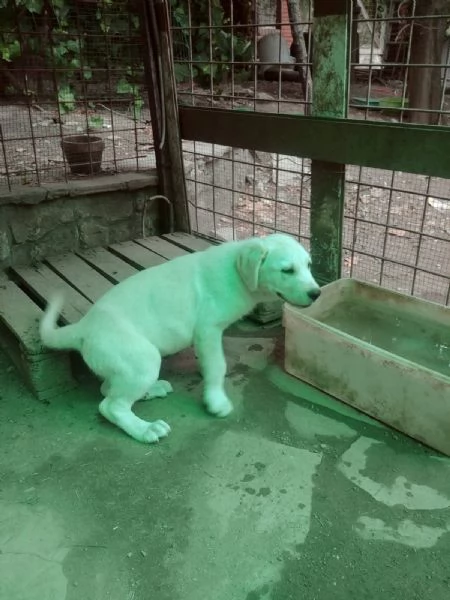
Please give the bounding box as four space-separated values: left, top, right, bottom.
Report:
0 79 449 303
1 323 450 600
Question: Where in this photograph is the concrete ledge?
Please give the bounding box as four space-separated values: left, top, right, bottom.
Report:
0 171 159 206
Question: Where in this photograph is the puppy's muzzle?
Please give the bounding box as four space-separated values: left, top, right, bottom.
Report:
307 288 321 301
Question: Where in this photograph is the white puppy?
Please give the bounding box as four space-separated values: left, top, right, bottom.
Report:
40 233 320 443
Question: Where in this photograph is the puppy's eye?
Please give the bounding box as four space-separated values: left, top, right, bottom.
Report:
281 267 295 275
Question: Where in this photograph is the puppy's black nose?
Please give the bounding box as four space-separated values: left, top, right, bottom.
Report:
308 288 321 301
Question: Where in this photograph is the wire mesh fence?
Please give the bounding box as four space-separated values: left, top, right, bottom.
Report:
0 0 154 191
1 0 448 304
344 165 450 305
171 1 450 120
350 6 450 126
172 0 450 305
182 140 311 243
171 0 313 114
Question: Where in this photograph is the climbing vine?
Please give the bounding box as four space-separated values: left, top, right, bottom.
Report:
170 0 252 85
0 0 253 112
0 0 143 114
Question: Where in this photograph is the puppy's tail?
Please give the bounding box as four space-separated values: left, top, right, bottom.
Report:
40 293 82 352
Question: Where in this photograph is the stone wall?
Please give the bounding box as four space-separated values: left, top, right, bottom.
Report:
0 172 160 269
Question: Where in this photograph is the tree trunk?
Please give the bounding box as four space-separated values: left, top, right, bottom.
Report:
408 0 449 125
286 0 313 111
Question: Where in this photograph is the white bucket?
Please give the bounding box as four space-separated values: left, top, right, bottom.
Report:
257 32 295 75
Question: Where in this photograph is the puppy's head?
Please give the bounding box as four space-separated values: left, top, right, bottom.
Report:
237 233 321 307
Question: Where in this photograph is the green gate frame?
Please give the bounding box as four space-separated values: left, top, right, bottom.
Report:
178 0 450 285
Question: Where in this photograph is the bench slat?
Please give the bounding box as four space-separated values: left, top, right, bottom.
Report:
12 264 91 325
108 240 166 270
76 247 138 284
135 236 188 260
46 253 113 303
162 232 213 252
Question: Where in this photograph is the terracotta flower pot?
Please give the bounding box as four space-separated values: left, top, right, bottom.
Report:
61 134 105 175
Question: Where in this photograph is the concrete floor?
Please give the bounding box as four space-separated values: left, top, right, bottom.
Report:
1 322 450 600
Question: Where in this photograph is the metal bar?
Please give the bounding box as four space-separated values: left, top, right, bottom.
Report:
74 2 94 174
126 7 140 172
349 62 450 68
348 165 364 278
179 107 450 179
0 125 12 192
355 14 450 23
411 176 433 297
252 0 257 114
168 13 450 31
166 58 450 68
379 171 396 286
47 23 69 182
12 0 40 186
347 105 450 117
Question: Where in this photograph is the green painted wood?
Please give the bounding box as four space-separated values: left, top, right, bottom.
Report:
77 247 138 284
179 108 450 179
135 236 188 260
310 1 349 283
312 8 349 118
45 253 113 303
108 240 166 270
12 264 92 324
310 160 346 285
161 232 215 252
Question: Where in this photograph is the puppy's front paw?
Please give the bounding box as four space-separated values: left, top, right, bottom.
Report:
204 391 233 418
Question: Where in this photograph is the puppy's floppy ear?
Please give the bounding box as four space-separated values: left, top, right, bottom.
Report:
236 240 268 292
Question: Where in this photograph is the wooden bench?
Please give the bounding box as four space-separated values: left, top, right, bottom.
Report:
0 233 282 401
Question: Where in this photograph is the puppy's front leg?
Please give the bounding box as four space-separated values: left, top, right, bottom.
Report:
194 327 233 418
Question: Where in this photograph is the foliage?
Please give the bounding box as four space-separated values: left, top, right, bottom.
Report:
0 0 144 117
57 83 76 112
0 0 254 111
116 76 144 119
170 0 253 86
88 114 104 129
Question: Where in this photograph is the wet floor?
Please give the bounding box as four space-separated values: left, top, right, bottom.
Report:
1 324 449 600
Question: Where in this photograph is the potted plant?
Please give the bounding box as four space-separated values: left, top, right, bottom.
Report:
61 134 105 175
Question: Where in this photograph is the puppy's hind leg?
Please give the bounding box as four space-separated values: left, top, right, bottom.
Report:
100 393 171 443
102 378 168 401
100 381 110 397
98 343 171 443
141 379 173 401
